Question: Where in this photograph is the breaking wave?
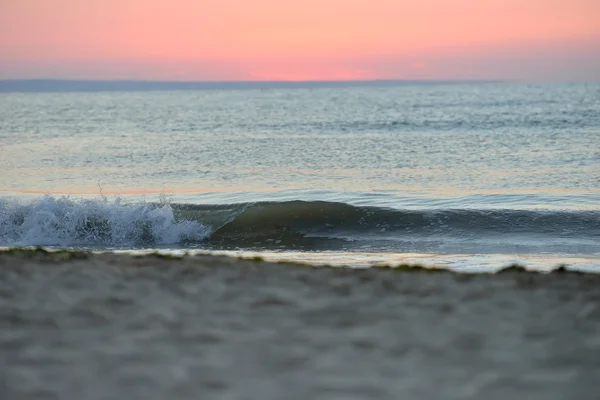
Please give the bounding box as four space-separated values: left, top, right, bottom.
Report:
1 196 599 252
0 196 209 247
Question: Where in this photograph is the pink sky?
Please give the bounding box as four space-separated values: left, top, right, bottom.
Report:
1 0 599 81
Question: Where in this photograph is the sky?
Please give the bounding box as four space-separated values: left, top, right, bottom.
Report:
1 0 599 81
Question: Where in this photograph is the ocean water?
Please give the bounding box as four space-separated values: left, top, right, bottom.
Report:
1 81 599 271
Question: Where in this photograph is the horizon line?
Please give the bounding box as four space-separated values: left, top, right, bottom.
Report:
0 78 509 83
0 78 505 93
0 78 588 93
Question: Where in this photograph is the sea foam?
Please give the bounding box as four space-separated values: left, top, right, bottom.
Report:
0 195 210 247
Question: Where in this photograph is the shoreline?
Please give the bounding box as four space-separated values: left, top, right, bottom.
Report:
0 247 595 275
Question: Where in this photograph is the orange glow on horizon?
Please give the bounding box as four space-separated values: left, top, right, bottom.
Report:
1 0 599 81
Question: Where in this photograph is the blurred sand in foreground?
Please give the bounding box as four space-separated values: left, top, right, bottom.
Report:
1 250 599 399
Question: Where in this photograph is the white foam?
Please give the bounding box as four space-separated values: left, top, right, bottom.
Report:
0 195 210 247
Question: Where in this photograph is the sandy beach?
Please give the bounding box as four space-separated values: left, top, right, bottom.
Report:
1 249 599 399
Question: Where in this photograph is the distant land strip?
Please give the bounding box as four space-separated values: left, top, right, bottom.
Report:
0 79 503 93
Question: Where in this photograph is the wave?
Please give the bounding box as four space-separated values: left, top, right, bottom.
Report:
0 196 209 247
204 201 600 249
1 196 599 250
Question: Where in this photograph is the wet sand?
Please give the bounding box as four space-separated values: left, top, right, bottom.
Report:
1 250 599 399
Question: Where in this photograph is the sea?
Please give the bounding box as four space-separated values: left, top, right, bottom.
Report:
1 80 599 272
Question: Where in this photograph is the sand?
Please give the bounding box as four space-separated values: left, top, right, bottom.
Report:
1 249 599 399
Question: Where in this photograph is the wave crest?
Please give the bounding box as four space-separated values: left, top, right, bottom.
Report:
0 195 210 247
